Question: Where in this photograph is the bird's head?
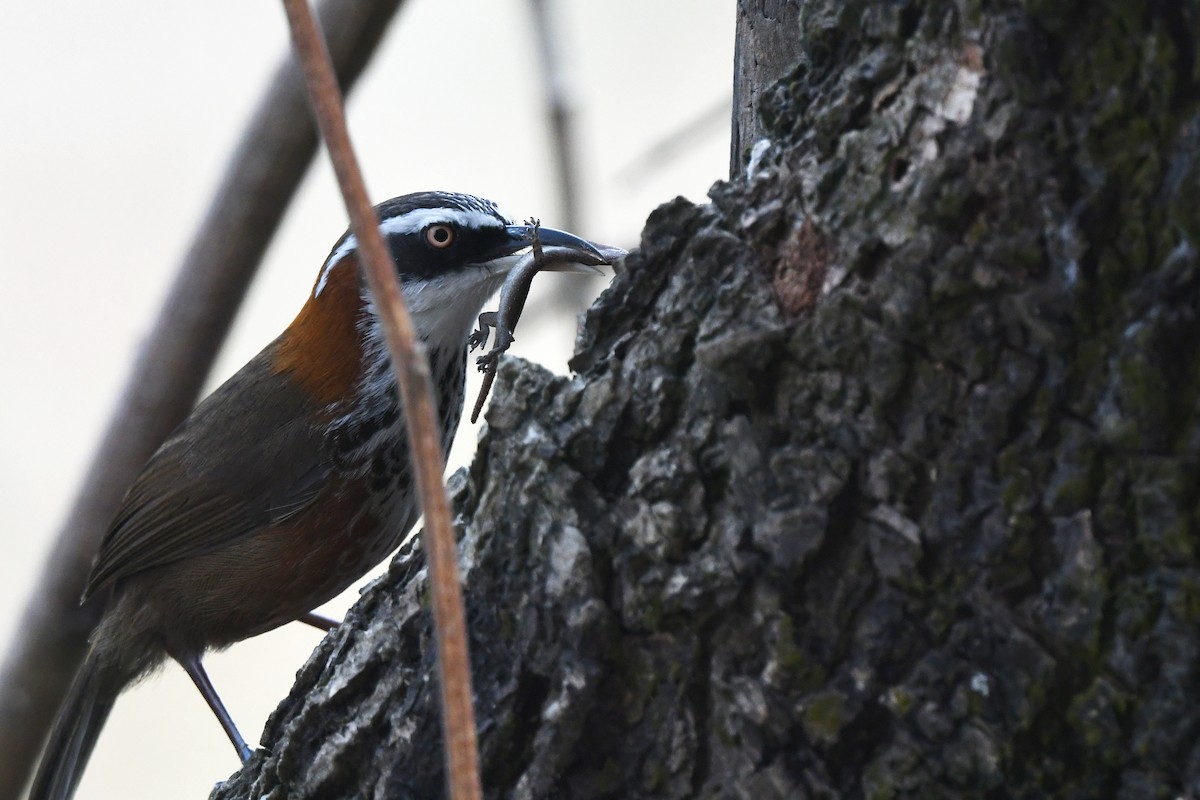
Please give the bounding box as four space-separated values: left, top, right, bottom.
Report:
274 191 615 412
312 191 607 352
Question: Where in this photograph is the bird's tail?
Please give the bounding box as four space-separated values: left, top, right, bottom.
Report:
27 652 120 800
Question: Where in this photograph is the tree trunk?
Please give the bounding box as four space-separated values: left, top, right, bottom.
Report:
215 0 1200 797
731 0 802 174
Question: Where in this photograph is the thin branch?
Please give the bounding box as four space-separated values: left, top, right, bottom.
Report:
528 0 602 320
527 0 580 232
279 3 482 800
0 2 406 797
616 95 732 187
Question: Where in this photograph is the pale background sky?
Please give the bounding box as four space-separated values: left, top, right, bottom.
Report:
0 1 733 797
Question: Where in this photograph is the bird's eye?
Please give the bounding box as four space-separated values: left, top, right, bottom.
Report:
424 224 455 249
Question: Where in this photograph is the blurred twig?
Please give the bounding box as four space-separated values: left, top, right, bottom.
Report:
528 0 599 321
0 2 406 796
528 0 580 232
616 95 731 187
280 2 482 799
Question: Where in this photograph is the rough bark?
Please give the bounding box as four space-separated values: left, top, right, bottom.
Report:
216 0 1200 797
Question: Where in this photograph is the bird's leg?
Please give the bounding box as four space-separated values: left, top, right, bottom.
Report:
176 653 252 763
296 611 341 631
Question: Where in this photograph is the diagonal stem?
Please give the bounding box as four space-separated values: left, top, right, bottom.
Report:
279 2 482 799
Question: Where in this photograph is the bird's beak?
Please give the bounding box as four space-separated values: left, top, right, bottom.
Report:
498 224 625 275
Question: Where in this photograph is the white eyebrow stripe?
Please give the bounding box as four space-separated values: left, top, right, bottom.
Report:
379 207 505 238
313 207 507 297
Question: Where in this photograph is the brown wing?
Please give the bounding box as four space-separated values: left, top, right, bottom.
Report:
83 344 330 599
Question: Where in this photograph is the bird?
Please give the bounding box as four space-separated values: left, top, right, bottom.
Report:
29 190 614 800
